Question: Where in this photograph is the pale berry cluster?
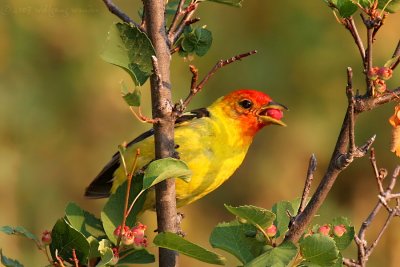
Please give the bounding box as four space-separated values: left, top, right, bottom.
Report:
113 223 148 248
317 224 347 237
367 66 393 94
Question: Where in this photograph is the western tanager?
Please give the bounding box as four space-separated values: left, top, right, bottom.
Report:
85 89 286 210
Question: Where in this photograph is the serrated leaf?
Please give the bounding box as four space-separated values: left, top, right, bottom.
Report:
0 249 24 267
224 204 275 229
358 0 373 8
65 202 106 239
331 217 355 251
49 218 90 264
0 226 39 243
210 220 264 264
143 158 192 190
272 200 299 238
118 249 155 264
206 0 244 7
154 232 226 265
378 0 400 12
101 175 147 244
181 27 213 56
245 241 298 267
101 23 155 86
121 81 141 107
300 234 339 266
337 0 358 17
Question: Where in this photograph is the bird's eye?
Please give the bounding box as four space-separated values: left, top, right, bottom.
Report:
239 99 253 109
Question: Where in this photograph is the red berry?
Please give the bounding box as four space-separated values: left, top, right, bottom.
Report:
318 225 331 236
377 67 393 80
113 225 130 238
374 79 387 94
367 67 380 80
333 224 347 237
41 230 52 245
266 225 277 238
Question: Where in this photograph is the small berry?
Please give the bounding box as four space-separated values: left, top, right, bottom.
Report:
121 230 135 246
266 225 277 238
367 67 380 80
318 225 331 236
109 248 119 265
131 222 148 248
333 224 347 237
377 67 393 80
41 230 52 245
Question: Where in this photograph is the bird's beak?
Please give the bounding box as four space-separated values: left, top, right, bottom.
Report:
257 101 288 127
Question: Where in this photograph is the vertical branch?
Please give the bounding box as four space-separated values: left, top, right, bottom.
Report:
364 16 374 96
143 1 178 266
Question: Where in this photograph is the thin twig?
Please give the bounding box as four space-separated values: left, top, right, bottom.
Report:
369 149 385 193
391 40 400 70
72 249 79 267
347 68 356 156
169 1 199 45
343 257 360 267
175 50 257 114
168 0 187 36
102 0 141 28
298 154 317 214
344 17 366 61
365 22 374 96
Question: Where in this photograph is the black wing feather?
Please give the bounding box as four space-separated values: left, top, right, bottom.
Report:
84 108 210 198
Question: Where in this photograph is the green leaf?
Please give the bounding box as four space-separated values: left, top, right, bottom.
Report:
87 236 101 259
118 249 155 264
358 0 373 8
378 0 400 12
337 0 358 17
101 23 155 86
206 0 244 7
0 226 39 243
154 232 226 265
49 218 90 264
143 158 192 190
166 0 192 15
101 174 147 244
272 200 299 238
96 239 114 267
300 234 340 267
181 27 213 56
331 217 355 251
65 202 106 239
384 55 400 68
210 220 264 264
245 241 298 267
0 249 24 267
121 81 141 107
224 204 275 229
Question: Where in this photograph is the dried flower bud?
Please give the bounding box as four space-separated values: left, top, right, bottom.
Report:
333 224 347 237
113 225 130 238
318 225 331 236
377 67 393 80
373 79 387 94
109 248 119 265
266 225 277 238
121 230 135 246
41 230 52 245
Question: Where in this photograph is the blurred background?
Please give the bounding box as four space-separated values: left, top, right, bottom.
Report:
0 0 399 266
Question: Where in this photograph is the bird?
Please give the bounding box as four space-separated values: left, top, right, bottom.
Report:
85 89 287 211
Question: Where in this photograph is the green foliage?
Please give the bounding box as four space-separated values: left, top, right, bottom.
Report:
143 157 192 190
300 234 340 267
118 249 155 264
378 0 400 12
331 217 355 251
101 175 147 244
121 81 141 107
101 22 155 86
179 27 213 57
154 232 226 265
224 204 275 229
49 218 90 264
272 199 300 238
336 0 358 17
65 202 106 239
210 220 265 264
0 226 39 243
244 242 298 267
96 239 114 267
0 249 24 267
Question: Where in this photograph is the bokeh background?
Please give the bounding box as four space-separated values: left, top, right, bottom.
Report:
0 0 399 266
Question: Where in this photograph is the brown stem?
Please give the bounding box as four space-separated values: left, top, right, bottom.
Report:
344 17 366 61
298 154 317 214
102 0 141 29
391 40 400 70
365 25 374 96
169 1 198 45
144 1 178 266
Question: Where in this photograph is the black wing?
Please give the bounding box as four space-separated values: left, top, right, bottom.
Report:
84 108 210 198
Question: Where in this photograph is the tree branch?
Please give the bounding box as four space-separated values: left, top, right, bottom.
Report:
102 0 141 29
144 1 178 266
